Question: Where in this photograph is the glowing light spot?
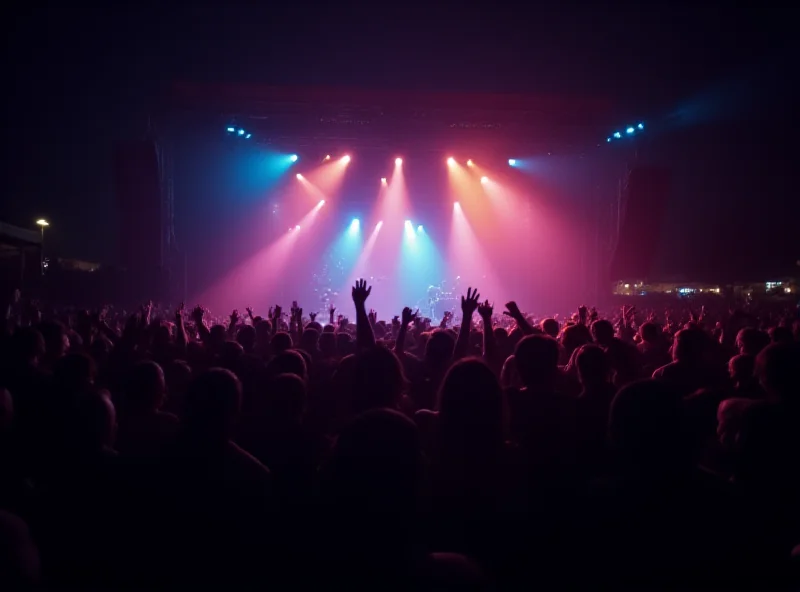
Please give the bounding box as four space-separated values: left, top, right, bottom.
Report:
480 176 489 184
447 157 456 165
417 225 424 232
466 159 474 167
376 221 383 228
342 155 351 163
350 218 360 232
626 127 635 134
295 225 301 230
613 132 622 139
324 154 331 161
637 123 644 129
508 158 517 166
289 154 298 162
226 127 235 133
318 200 325 206
237 129 245 136
395 157 403 166
380 177 387 185
296 173 303 180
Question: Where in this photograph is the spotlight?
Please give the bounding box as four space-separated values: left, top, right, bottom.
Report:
295 225 301 230
226 127 235 133
454 201 460 208
404 220 412 227
395 157 403 166
380 177 387 185
613 132 622 139
324 154 331 161
289 154 298 162
245 133 252 139
447 157 456 165
376 221 383 228
626 127 635 134
637 122 644 129
296 173 303 180
417 225 423 232
480 176 488 184
606 137 612 142
508 158 517 166
350 218 360 231
467 159 474 167
318 200 325 206
342 155 351 163
238 129 245 136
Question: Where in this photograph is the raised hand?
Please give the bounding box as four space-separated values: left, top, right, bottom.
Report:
503 301 522 319
352 279 372 306
245 306 254 318
477 299 493 319
368 309 377 324
175 302 185 322
191 305 205 323
309 312 317 321
329 304 336 315
273 305 282 320
392 315 400 328
230 309 240 326
401 306 417 326
461 287 480 317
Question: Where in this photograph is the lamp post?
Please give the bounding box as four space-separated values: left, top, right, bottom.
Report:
36 219 49 275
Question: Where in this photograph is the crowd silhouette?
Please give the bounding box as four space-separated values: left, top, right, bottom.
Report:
1 283 799 589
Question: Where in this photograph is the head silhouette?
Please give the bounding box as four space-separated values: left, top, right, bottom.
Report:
352 347 406 414
126 360 166 412
576 344 611 387
514 334 559 389
183 368 241 443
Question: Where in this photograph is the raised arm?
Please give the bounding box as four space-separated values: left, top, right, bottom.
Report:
352 279 375 349
503 301 535 335
174 302 188 356
477 300 497 366
394 307 417 357
454 287 480 360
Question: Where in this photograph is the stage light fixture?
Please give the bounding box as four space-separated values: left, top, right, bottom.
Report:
447 157 455 165
245 133 252 139
319 200 325 206
613 132 622 139
380 177 387 185
342 155 351 163
238 129 245 136
350 218 360 231
226 127 235 133
376 221 383 228
295 225 301 230
626 127 635 134
395 157 403 166
480 176 489 184
290 154 298 162
404 220 412 226
508 158 517 166
324 154 331 161
296 173 303 180
637 123 644 129
467 159 474 167
417 225 424 232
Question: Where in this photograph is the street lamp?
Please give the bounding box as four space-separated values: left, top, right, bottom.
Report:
36 219 49 275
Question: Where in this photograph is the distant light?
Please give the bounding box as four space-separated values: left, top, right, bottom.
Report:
626 127 635 134
289 154 298 162
318 200 325 206
417 225 424 232
245 133 252 139
226 127 235 133
380 177 387 185
349 218 360 232
342 155 351 163
508 158 517 166
466 159 474 167
295 225 301 230
395 157 403 166
296 174 303 180
324 154 331 161
624 283 630 288
480 176 489 184
613 132 622 139
404 220 412 226
447 157 456 165
238 129 245 136
606 137 611 142
376 221 383 228
637 123 644 130
36 219 49 227
454 201 460 208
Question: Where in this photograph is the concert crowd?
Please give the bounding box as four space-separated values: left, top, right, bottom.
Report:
1 284 799 589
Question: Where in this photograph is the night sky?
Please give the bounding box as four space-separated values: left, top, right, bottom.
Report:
5 2 795 278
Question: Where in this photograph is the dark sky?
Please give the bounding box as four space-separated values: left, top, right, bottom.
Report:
5 2 795 272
